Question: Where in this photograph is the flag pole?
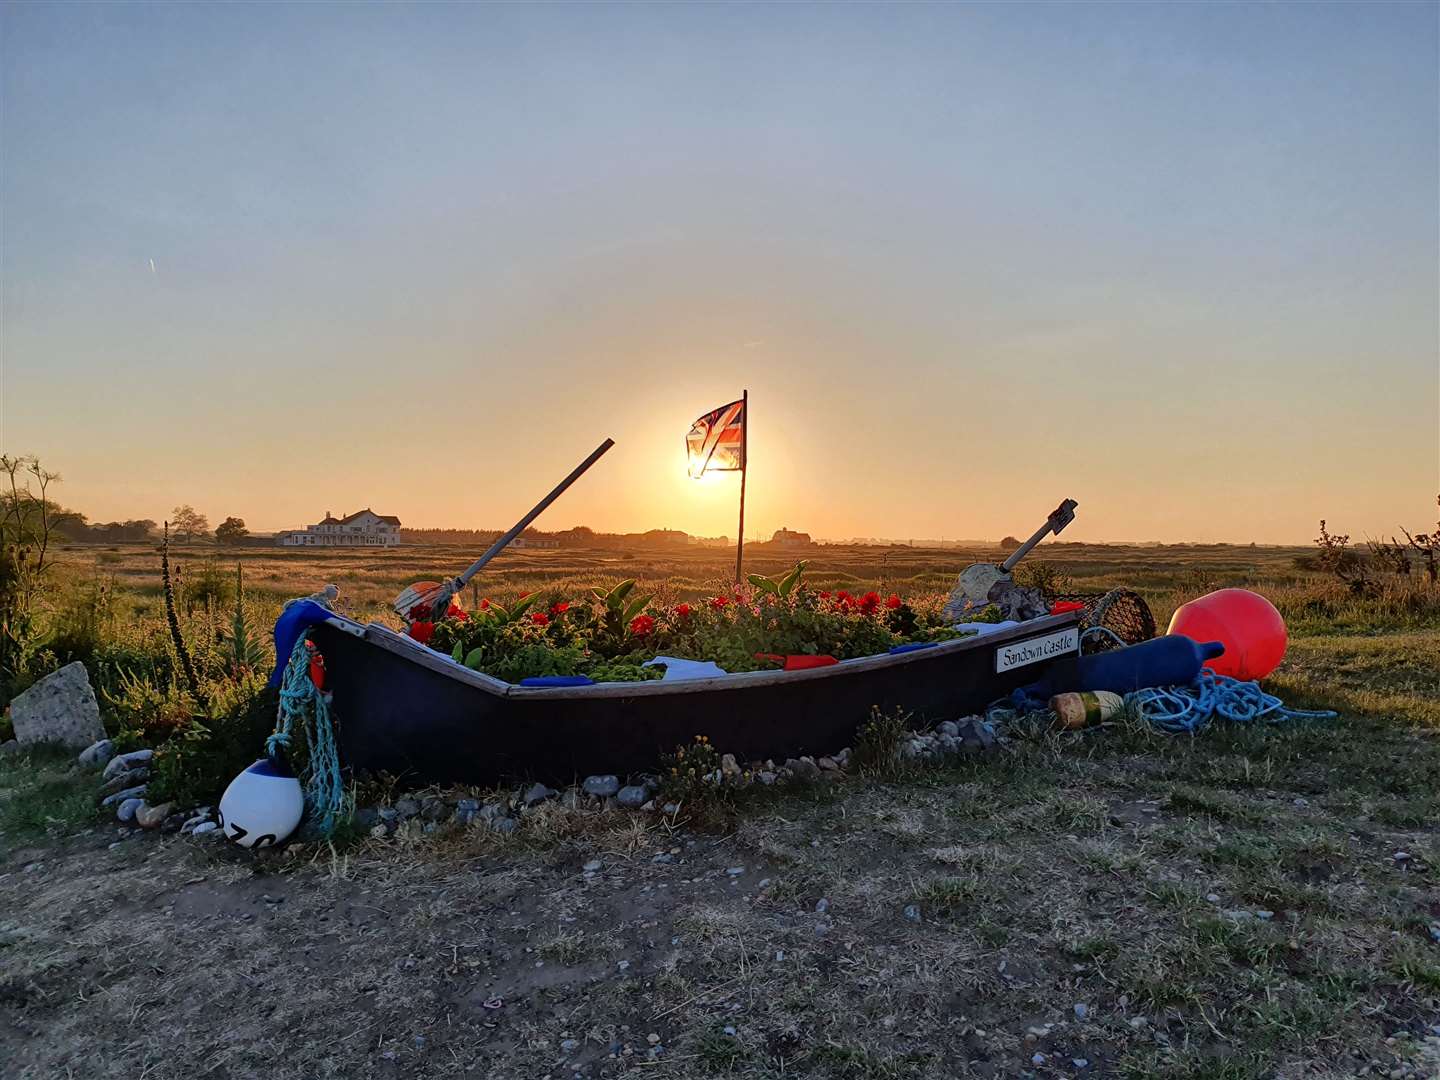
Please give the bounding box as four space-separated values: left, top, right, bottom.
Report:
735 389 748 584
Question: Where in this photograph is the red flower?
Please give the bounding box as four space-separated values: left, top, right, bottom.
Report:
836 590 851 603
408 621 435 645
479 598 490 610
818 591 831 600
859 591 881 614
630 614 656 638
886 593 902 610
530 611 550 626
550 601 570 615
710 596 729 610
445 603 469 621
675 603 692 618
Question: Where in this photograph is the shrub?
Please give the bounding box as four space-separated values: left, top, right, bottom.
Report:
148 680 276 806
851 707 910 779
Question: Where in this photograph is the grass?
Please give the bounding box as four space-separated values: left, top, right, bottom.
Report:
0 541 1436 1078
0 745 101 851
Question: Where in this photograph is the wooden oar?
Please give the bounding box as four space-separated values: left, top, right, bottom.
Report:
393 439 616 623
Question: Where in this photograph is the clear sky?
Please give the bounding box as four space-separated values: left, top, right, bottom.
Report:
2 2 1436 543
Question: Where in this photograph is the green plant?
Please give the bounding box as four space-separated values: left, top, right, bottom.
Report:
747 559 808 598
588 579 652 656
850 707 910 779
658 735 737 825
148 681 276 805
161 524 206 709
222 564 267 676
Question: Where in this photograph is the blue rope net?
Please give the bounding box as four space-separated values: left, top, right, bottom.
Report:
1128 670 1337 735
266 635 346 837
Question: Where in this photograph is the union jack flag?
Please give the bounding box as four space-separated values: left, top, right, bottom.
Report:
686 398 746 477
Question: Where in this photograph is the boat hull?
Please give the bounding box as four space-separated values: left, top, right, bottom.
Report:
309 613 1081 786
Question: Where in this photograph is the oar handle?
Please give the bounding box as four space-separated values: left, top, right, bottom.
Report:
999 498 1077 573
449 438 616 595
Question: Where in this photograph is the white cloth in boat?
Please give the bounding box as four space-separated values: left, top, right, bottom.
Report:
642 656 729 681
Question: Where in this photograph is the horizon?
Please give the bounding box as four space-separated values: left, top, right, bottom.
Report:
3 3 1436 545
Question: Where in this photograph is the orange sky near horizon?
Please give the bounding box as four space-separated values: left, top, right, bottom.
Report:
2 4 1436 545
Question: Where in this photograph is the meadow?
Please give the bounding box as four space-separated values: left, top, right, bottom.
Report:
1 539 1437 1079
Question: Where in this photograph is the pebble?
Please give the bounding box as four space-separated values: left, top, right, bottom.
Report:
421 797 449 822
646 1033 661 1045
1074 1003 1089 1020
756 771 777 786
0 739 19 756
725 867 744 876
617 960 630 973
394 798 420 819
1206 893 1221 903
582 775 620 797
583 859 604 873
490 817 517 834
78 739 115 768
135 801 173 829
1393 851 1411 862
116 798 145 823
936 720 960 737
1129 1015 1149 1029
100 769 149 796
723 1026 736 1037
560 1038 579 1053
101 784 148 808
815 898 830 913
190 821 219 836
1074 1058 1090 1069
1032 1053 1047 1066
102 748 153 781
903 904 921 922
652 852 674 864
352 807 379 828
720 753 741 778
523 783 556 806
784 757 821 780
616 785 650 809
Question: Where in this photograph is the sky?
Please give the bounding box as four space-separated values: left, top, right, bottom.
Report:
2 2 1436 544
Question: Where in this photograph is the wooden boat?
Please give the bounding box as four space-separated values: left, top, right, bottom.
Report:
307 609 1083 786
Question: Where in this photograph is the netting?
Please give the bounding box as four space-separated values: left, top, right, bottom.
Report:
1051 587 1158 653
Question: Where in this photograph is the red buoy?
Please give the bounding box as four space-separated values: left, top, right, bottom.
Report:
1166 588 1287 681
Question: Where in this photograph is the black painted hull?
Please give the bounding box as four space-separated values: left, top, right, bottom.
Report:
310 612 1081 786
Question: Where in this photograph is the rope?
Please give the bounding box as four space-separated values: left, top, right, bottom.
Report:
267 635 346 837
1128 670 1337 735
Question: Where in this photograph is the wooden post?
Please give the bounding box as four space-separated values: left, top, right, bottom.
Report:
735 389 748 584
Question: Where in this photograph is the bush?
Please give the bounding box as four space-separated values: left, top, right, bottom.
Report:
148 681 276 806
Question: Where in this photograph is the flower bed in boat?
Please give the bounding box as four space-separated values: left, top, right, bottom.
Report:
413 562 989 684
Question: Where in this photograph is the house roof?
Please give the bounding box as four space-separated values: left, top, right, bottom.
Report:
337 508 401 526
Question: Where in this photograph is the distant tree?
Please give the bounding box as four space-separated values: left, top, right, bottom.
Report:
170 505 210 542
999 536 1022 551
215 516 249 544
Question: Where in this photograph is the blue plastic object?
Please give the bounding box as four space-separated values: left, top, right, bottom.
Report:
268 600 336 688
518 675 596 687
1020 634 1225 702
888 642 940 655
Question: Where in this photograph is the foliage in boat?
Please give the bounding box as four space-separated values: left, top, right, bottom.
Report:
422 562 971 682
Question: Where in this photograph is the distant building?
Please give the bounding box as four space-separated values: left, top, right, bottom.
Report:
276 509 401 547
771 527 813 547
511 535 560 550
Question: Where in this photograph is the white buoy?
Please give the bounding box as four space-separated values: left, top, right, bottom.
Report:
218 758 304 848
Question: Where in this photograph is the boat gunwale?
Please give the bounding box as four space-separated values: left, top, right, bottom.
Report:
331 612 1082 701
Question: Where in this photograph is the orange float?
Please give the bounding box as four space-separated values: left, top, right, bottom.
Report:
1166 588 1287 681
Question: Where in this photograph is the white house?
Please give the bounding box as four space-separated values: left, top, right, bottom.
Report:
276 509 402 547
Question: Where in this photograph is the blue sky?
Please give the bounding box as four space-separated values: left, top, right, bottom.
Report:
2 2 1435 542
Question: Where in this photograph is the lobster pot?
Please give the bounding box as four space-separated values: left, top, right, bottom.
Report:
1051 588 1157 652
